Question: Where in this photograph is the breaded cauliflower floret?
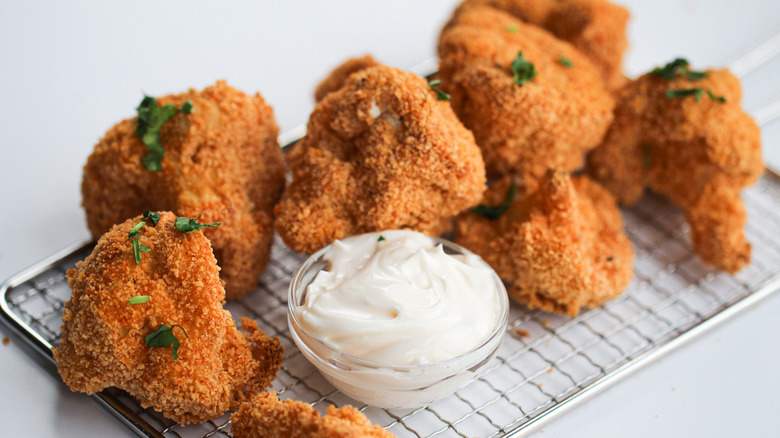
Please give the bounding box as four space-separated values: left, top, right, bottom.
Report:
52 212 283 424
275 63 486 254
588 63 763 272
82 81 285 299
438 7 614 186
456 171 634 316
442 0 630 90
230 392 395 438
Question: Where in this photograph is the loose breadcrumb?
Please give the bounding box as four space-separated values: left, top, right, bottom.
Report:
512 328 531 339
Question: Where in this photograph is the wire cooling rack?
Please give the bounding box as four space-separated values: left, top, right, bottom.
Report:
3 29 780 438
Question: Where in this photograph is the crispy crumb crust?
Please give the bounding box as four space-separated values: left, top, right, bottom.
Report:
52 213 283 424
441 0 630 90
230 392 395 438
314 55 380 102
81 81 285 299
588 69 763 272
438 7 614 186
456 171 634 316
275 63 486 254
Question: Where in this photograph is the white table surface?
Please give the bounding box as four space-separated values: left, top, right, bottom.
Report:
1 1 778 437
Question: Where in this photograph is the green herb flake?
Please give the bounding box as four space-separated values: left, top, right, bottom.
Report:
511 51 537 86
174 216 221 234
143 211 161 226
128 221 147 265
471 181 516 220
706 89 727 103
428 80 451 102
128 295 150 305
377 235 386 242
135 96 194 172
145 324 189 360
686 70 709 80
651 58 708 81
129 221 146 237
665 88 726 103
506 25 519 33
666 88 703 101
558 56 573 68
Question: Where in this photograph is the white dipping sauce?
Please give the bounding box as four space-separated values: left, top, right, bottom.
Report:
296 230 503 366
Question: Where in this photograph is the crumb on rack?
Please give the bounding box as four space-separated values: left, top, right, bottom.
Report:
512 327 530 339
543 319 551 328
3 337 10 346
547 368 554 374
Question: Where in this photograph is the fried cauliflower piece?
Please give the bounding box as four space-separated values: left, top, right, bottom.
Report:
588 64 763 273
314 55 380 102
438 7 614 186
456 171 634 316
52 212 283 424
82 81 285 299
442 0 630 90
275 63 486 254
230 392 395 438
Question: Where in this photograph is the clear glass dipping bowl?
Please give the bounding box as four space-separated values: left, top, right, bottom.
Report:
287 235 509 410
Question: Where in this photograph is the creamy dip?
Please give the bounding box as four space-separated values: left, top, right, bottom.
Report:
295 230 504 366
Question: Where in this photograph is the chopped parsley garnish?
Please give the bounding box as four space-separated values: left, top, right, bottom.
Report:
128 295 150 305
428 80 451 101
665 88 726 103
145 324 188 360
511 52 537 86
506 25 519 33
174 216 220 233
129 221 146 237
558 56 573 68
143 211 161 226
651 58 708 81
128 221 149 265
136 96 194 172
705 89 726 103
377 235 386 242
471 181 516 220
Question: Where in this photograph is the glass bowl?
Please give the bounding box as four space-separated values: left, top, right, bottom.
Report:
287 233 509 409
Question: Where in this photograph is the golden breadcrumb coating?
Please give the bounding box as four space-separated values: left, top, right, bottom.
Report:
438 7 614 186
275 63 486 254
442 0 630 90
456 171 634 316
588 67 763 273
52 213 283 424
314 55 380 102
230 392 395 438
81 81 285 299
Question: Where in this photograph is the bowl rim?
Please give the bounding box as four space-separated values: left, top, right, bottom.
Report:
287 231 510 373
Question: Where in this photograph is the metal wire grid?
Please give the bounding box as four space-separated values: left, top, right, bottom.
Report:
1 169 779 438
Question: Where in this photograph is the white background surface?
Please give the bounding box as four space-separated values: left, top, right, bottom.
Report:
1 1 779 436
